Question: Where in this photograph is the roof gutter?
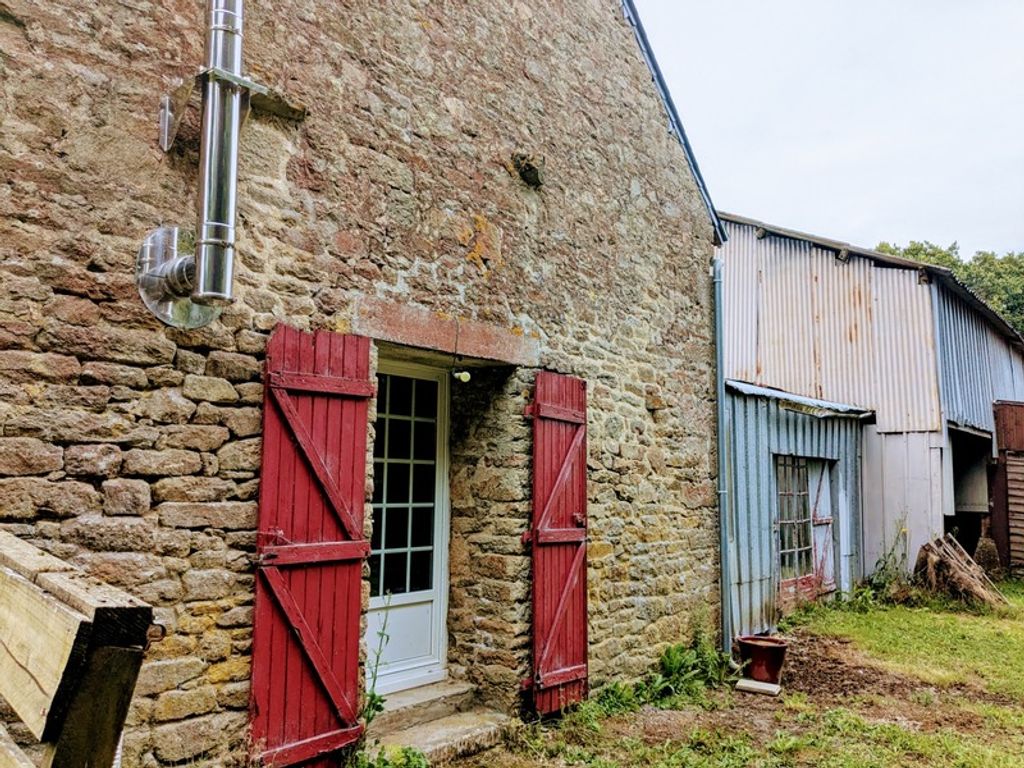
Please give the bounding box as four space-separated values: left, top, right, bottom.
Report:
621 0 727 246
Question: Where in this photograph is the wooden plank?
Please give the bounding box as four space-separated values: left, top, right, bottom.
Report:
36 571 152 648
260 726 363 767
41 646 144 768
0 567 91 741
261 541 369 566
0 531 74 581
0 725 34 768
268 371 375 398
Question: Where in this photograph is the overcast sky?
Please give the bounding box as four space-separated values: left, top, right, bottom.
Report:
633 1 1024 258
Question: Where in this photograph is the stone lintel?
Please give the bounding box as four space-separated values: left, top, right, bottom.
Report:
347 297 540 367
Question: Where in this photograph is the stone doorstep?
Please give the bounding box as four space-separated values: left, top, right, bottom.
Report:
372 708 513 765
368 680 477 735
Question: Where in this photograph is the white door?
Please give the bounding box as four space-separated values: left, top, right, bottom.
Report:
365 364 449 695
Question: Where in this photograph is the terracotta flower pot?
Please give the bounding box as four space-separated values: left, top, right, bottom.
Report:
736 635 788 685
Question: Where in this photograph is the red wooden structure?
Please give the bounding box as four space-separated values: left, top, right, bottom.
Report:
525 372 588 714
251 326 372 766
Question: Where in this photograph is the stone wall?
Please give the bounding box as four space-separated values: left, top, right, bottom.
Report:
0 0 719 763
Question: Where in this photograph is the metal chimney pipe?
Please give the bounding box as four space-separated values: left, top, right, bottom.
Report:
192 0 244 306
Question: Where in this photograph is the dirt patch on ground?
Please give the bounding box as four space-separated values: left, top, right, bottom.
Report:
781 630 921 700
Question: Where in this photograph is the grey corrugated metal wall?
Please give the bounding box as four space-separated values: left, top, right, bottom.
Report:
724 391 862 637
934 284 1024 435
721 221 940 432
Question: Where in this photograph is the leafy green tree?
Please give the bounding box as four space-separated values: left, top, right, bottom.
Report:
875 240 1024 335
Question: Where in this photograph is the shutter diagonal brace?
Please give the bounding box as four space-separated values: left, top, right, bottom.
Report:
524 425 586 545
261 566 359 725
269 385 363 542
535 541 587 686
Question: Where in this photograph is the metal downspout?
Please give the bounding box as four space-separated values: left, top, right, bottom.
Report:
713 257 733 654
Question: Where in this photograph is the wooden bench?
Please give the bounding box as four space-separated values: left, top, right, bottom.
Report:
0 531 153 768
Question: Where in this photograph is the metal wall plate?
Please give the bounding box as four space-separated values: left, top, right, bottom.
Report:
136 226 222 329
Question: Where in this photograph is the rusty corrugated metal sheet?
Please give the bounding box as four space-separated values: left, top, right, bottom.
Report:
720 220 940 433
724 387 862 638
721 221 761 384
814 246 876 412
871 267 941 432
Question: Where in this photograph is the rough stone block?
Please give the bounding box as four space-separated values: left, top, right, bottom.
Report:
152 476 236 503
102 478 151 515
135 389 197 424
80 361 149 388
216 438 261 472
206 351 261 382
158 501 257 530
206 656 250 684
0 351 81 383
216 681 250 709
153 686 218 722
0 478 101 519
64 443 122 477
182 569 237 600
183 374 239 404
62 514 155 551
0 437 63 475
38 319 176 365
152 712 244 762
215 605 253 628
123 449 203 476
156 425 231 452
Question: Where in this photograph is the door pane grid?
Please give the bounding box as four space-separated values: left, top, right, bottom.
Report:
371 374 438 598
776 455 813 580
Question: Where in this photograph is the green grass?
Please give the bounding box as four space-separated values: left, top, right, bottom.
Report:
798 580 1024 699
457 581 1024 768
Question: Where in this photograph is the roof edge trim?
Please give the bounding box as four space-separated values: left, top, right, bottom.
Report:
621 0 727 245
726 379 873 418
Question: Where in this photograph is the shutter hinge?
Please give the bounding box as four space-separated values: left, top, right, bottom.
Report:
524 403 536 420
521 528 533 547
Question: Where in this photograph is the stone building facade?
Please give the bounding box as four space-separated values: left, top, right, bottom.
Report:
0 0 720 764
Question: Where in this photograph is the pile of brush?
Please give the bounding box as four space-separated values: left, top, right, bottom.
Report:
914 534 1008 607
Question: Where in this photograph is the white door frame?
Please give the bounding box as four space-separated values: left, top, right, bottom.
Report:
366 359 450 694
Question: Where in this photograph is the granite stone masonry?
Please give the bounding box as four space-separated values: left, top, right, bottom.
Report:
0 0 719 763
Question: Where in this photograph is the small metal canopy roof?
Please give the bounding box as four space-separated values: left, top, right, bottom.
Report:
726 379 873 419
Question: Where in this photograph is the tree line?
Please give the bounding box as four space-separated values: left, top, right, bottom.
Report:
875 240 1024 336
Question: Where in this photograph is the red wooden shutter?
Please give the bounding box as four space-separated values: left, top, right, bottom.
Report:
251 326 372 766
526 371 588 714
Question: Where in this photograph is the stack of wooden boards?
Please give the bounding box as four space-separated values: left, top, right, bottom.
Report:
0 531 153 768
914 533 1009 607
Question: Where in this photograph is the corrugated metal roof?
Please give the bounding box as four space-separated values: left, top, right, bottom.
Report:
934 286 1024 434
720 219 940 432
621 0 726 245
720 212 1023 348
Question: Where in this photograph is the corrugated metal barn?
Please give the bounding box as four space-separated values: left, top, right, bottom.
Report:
717 213 1024 638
